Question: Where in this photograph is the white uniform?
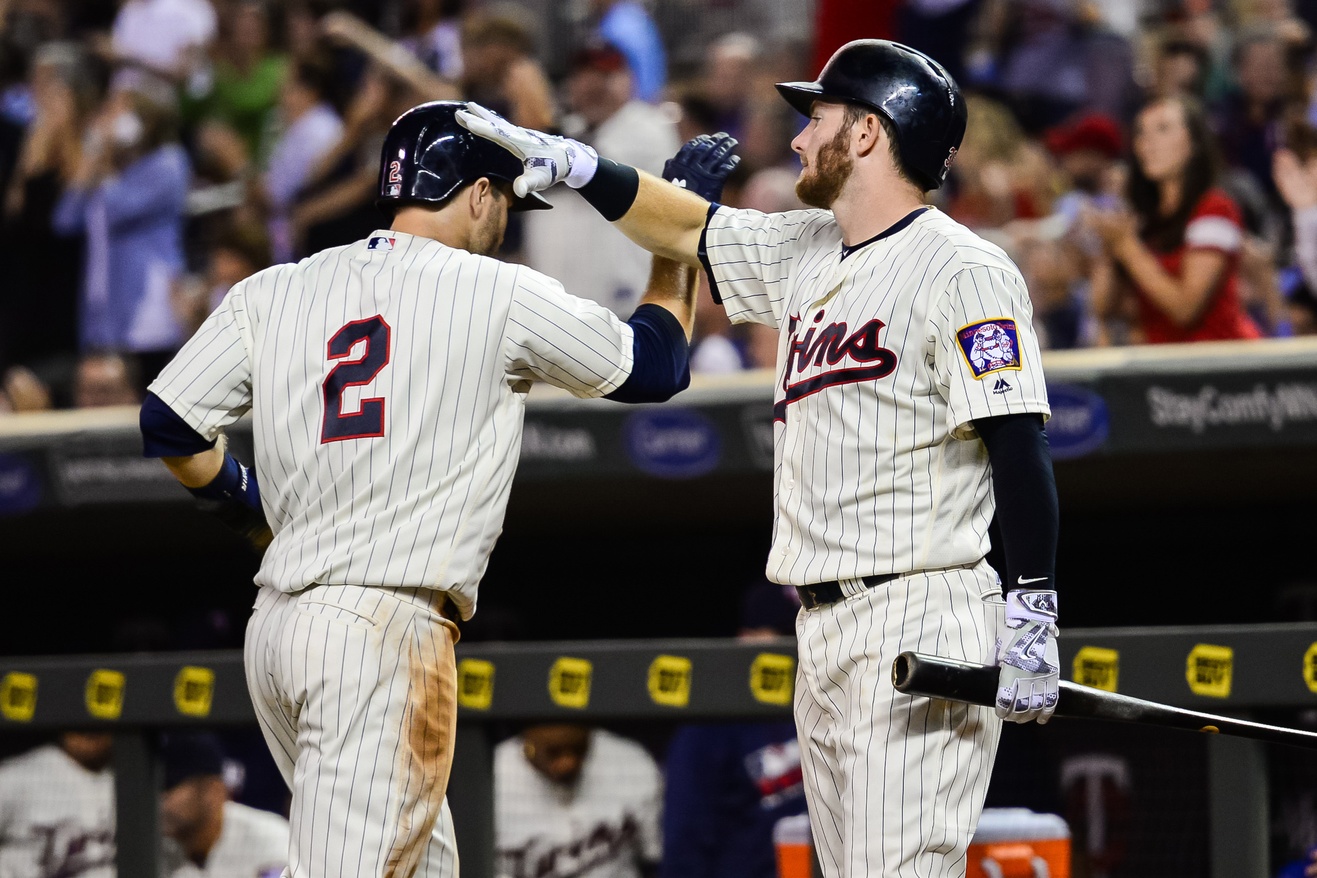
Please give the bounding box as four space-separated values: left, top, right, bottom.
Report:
494 730 662 878
702 204 1051 876
163 801 289 878
149 229 640 878
0 744 116 878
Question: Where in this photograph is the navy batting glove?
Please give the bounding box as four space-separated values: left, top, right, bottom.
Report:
662 132 740 202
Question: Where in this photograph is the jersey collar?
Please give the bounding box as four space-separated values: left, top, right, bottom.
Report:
839 206 932 261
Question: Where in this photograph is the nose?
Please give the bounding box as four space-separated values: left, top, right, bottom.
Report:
790 125 807 156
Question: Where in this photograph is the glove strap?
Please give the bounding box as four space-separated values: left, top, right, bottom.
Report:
1006 589 1058 624
564 140 600 189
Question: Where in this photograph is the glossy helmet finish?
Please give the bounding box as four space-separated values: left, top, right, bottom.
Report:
377 100 551 213
775 39 967 191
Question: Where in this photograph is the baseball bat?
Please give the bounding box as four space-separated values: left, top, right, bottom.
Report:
891 651 1317 750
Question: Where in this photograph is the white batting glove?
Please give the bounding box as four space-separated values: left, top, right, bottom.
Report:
994 589 1060 724
454 102 599 197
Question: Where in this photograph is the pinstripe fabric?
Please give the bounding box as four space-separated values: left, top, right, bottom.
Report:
148 230 635 621
794 564 1004 876
147 227 650 878
703 206 1050 586
702 203 1049 875
245 584 460 878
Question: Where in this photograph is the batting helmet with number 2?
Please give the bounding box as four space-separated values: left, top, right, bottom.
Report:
775 39 967 191
378 100 552 213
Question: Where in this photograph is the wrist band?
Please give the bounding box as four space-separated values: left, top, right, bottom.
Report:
575 158 640 222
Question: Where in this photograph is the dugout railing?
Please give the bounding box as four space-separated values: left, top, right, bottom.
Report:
3 624 1317 878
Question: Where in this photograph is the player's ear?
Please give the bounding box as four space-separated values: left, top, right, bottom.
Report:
467 177 494 218
854 112 881 158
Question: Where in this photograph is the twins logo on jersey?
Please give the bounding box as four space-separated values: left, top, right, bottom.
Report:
744 739 805 809
499 815 640 878
774 312 898 421
956 319 1022 379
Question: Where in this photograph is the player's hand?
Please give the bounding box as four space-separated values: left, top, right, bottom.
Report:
994 589 1059 723
455 102 598 196
662 132 741 202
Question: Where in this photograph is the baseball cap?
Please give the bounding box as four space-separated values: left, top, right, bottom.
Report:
739 579 801 636
1044 112 1124 159
567 40 627 75
161 732 226 790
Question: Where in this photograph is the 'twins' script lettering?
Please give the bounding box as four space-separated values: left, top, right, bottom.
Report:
775 314 898 421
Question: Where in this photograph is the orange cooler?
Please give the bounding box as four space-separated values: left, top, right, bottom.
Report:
773 813 815 878
966 808 1071 878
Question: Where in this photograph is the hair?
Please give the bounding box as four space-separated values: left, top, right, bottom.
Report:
122 87 180 153
1126 95 1221 252
290 52 336 103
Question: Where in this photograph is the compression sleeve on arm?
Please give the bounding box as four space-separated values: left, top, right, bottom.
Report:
575 157 640 221
974 413 1059 592
140 392 217 458
605 303 691 404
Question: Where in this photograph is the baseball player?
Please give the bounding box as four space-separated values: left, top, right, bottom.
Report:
0 731 116 878
159 732 289 878
457 38 1061 876
137 101 739 878
494 724 662 878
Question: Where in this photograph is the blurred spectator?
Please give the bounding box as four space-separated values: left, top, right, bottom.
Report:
398 0 466 82
698 32 761 146
107 0 217 94
75 350 143 407
1 41 98 377
944 92 1052 232
588 0 665 104
659 580 806 878
258 52 342 263
1271 144 1317 333
971 0 1140 133
459 3 555 131
159 731 289 878
523 40 678 314
52 84 192 379
186 0 287 166
288 63 417 258
1210 26 1302 210
0 731 115 877
1148 36 1211 101
495 723 662 878
173 216 271 337
1084 95 1264 344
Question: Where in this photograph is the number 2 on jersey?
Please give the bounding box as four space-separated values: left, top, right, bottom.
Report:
321 316 391 443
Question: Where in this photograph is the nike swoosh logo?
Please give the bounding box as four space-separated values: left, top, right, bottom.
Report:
1017 576 1049 585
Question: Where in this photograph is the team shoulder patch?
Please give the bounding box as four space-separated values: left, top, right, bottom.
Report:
956 318 1023 379
367 235 396 251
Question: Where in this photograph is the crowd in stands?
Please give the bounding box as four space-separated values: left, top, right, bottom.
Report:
4 0 1317 416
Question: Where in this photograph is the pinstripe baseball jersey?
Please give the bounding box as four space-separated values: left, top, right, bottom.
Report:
702 205 1050 586
494 730 662 878
162 801 289 878
148 229 636 619
0 744 115 878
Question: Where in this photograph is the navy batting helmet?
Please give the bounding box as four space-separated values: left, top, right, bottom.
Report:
378 100 551 213
775 39 967 191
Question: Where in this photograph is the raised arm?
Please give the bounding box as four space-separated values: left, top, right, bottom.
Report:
455 103 719 264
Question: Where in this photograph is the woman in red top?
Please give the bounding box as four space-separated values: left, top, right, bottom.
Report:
1086 95 1263 343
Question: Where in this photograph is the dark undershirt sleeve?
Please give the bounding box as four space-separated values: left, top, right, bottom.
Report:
974 412 1059 593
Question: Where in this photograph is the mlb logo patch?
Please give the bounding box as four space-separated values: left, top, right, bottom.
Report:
956 318 1022 379
367 236 396 251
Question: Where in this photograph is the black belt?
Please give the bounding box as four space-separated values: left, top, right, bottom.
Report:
796 573 899 610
